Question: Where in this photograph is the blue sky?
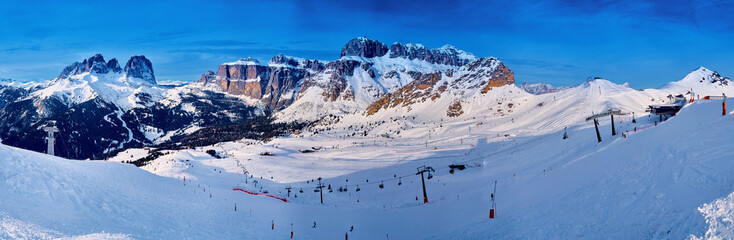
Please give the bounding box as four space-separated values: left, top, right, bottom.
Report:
0 0 731 88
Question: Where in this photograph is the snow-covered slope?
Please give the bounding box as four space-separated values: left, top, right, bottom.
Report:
661 67 734 97
31 71 165 111
311 69 734 145
32 54 163 110
90 93 734 239
0 143 269 239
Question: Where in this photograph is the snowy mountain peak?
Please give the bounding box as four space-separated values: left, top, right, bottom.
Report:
107 58 123 73
389 41 476 66
583 78 623 87
57 54 155 85
657 67 733 96
224 57 264 66
29 54 165 113
519 82 571 95
341 37 389 58
269 54 301 67
124 55 156 85
680 66 729 86
58 54 123 79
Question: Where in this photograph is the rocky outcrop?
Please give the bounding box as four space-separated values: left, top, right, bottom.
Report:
270 54 299 67
389 43 476 66
199 57 310 110
125 56 156 85
200 71 217 84
449 57 514 94
262 66 304 109
366 57 514 115
298 60 361 102
107 58 122 73
302 59 325 72
57 54 156 85
479 60 514 93
705 69 730 85
366 71 445 115
446 100 464 117
58 54 122 78
340 37 389 58
211 61 270 100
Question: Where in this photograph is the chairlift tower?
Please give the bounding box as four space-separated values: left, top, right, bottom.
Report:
43 124 59 156
315 177 324 204
585 109 624 143
416 165 435 204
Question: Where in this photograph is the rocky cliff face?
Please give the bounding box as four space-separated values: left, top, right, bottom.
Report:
340 37 389 58
125 56 156 85
198 56 312 110
462 58 514 94
198 54 365 109
300 60 361 102
58 54 122 78
366 57 514 116
389 43 476 66
201 37 503 119
366 71 446 115
57 54 156 85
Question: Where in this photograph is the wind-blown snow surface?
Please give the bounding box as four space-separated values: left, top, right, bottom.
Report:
693 191 734 240
2 98 731 239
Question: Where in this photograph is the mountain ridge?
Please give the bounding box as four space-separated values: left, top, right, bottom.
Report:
0 38 731 159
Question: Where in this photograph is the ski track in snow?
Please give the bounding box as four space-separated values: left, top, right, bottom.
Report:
115 109 133 149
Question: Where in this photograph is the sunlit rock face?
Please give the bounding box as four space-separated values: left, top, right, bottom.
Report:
199 57 309 110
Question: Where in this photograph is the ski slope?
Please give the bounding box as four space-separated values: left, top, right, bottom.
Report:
1 97 731 239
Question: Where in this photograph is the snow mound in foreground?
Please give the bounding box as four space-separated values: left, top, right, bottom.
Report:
692 191 734 240
0 212 132 240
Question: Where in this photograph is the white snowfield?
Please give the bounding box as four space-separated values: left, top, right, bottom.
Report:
2 67 734 239
31 72 165 111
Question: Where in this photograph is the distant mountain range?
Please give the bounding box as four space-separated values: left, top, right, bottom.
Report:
519 82 572 95
0 37 730 159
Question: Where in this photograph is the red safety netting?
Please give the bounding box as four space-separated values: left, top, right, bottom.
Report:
233 188 288 203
